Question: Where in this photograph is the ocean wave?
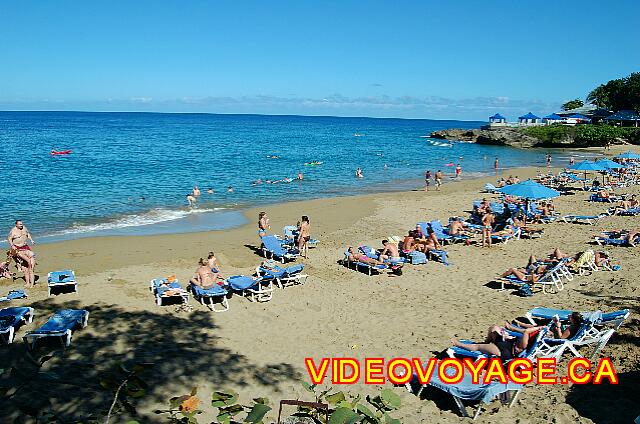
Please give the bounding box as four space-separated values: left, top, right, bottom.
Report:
48 207 227 237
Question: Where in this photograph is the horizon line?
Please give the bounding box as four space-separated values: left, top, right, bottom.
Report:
0 109 487 123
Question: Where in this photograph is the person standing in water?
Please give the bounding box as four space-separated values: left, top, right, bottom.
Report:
546 154 552 168
298 215 311 258
227 186 234 193
186 194 196 207
192 185 201 197
494 157 499 174
424 170 432 192
569 156 575 166
435 170 443 190
356 168 363 178
455 164 462 178
297 171 304 180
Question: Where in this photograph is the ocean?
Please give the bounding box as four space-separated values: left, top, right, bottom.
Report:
0 111 594 242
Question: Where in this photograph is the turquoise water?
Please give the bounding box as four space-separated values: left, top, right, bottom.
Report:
0 112 595 241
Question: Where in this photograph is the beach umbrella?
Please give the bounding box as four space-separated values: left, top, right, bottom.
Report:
498 179 560 200
568 160 608 182
596 158 625 169
615 151 640 160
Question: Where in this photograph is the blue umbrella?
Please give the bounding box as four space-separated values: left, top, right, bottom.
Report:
596 158 625 170
568 160 607 171
498 179 560 200
615 151 640 160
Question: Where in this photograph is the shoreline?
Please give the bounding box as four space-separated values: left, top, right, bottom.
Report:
2 145 639 422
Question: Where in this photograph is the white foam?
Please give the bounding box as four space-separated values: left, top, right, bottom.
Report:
48 207 227 236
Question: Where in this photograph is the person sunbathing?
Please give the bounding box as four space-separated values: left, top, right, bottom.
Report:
190 258 225 289
346 247 384 266
512 312 583 340
492 224 516 237
499 263 546 282
402 231 427 253
0 255 15 280
379 240 401 262
451 323 545 361
448 218 469 236
597 189 611 199
512 215 543 236
626 230 640 246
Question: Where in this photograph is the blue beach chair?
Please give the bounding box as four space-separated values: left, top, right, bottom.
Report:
23 309 89 349
189 283 230 312
562 212 609 225
496 259 572 294
430 220 468 244
343 249 388 276
261 235 299 263
258 263 308 288
406 361 525 420
447 326 549 361
150 278 190 306
0 289 27 303
47 270 78 296
227 275 274 302
526 307 630 330
0 306 34 344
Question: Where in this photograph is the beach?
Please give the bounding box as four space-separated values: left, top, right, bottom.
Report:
2 154 639 423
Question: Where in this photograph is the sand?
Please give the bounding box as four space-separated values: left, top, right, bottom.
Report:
1 147 639 423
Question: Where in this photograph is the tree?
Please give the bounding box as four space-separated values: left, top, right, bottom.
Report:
561 99 584 111
587 72 640 112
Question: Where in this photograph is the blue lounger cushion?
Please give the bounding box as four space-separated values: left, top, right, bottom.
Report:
428 363 523 404
227 275 259 291
191 284 227 297
48 270 76 284
29 309 87 335
0 307 31 331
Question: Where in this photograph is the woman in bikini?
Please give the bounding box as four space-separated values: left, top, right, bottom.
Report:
258 212 270 237
190 258 224 289
481 209 495 248
346 247 384 266
452 322 546 361
298 216 311 258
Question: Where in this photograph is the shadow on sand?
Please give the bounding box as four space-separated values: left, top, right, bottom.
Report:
0 300 300 422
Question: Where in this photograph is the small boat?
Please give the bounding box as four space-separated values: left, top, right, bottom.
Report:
50 149 72 155
426 140 453 147
304 161 323 166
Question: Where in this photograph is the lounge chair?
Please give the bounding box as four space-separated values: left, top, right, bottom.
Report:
430 220 469 244
283 225 319 248
615 207 640 216
594 235 638 247
227 275 274 302
47 270 78 296
417 221 453 245
496 259 572 294
447 325 550 361
0 306 34 343
525 307 630 330
359 246 407 265
590 193 617 203
562 213 609 225
261 235 299 263
0 289 27 303
491 227 521 244
406 362 524 420
150 278 190 306
343 249 388 276
427 249 450 266
484 183 500 193
534 314 616 360
258 263 308 288
189 283 229 312
23 309 89 349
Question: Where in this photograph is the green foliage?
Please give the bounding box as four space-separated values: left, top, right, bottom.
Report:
302 382 402 424
562 99 584 111
587 72 640 112
521 124 640 146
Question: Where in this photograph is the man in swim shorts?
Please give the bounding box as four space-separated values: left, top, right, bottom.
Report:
435 170 443 190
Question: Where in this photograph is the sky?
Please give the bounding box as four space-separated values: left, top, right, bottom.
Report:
1 0 639 120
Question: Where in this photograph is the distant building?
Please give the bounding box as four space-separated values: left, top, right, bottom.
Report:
605 110 640 127
543 113 563 124
518 112 540 125
488 113 507 127
556 104 612 123
565 113 591 125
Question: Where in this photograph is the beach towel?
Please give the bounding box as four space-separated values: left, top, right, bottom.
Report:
0 289 27 303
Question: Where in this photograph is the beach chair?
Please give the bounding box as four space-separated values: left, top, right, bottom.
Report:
406 362 524 420
359 246 407 266
483 183 500 193
227 275 274 302
589 193 616 203
430 220 468 244
47 270 78 296
0 306 34 344
23 309 89 349
615 207 640 216
343 249 388 276
562 212 609 225
594 235 637 247
570 250 598 275
534 314 616 360
447 326 549 361
261 235 299 263
189 283 229 312
149 278 190 306
427 249 450 266
0 289 27 303
497 259 572 294
258 263 308 288
525 307 630 331
283 225 319 248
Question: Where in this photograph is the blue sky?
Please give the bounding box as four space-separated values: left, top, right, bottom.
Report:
1 0 639 120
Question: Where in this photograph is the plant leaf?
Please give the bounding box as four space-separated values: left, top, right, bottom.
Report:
325 391 346 405
252 397 270 405
356 403 376 419
190 386 198 396
301 381 316 393
379 389 401 410
245 403 272 423
328 407 361 424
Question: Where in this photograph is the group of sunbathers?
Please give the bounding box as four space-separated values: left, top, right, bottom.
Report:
189 251 225 289
451 312 583 361
499 248 610 283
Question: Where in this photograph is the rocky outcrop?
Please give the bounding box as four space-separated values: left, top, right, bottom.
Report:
431 128 540 148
